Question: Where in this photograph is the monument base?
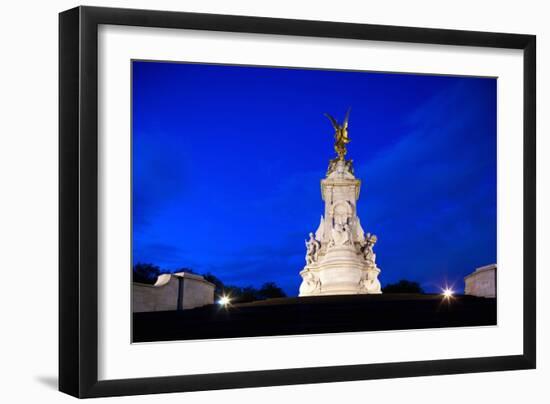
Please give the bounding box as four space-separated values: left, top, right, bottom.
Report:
299 246 382 296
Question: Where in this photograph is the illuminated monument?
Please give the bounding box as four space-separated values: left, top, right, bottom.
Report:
299 110 382 296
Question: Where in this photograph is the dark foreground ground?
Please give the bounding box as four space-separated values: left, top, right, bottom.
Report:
133 294 496 342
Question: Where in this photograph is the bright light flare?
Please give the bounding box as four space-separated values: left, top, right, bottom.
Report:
218 295 231 307
442 288 454 299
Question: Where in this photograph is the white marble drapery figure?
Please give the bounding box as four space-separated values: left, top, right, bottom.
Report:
305 232 321 265
360 233 378 264
330 222 352 247
299 270 321 295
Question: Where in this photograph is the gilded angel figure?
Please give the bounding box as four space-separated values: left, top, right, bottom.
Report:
325 108 351 160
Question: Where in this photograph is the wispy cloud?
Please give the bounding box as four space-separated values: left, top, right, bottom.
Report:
354 80 496 291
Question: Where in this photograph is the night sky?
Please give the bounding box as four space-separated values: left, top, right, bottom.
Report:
132 61 496 296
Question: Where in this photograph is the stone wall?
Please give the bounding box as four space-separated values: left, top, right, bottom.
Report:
464 264 496 298
133 272 215 312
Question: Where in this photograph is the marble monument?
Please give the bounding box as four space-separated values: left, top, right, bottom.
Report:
299 110 383 296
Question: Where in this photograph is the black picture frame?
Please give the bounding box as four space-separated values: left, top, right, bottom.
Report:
59 5 536 398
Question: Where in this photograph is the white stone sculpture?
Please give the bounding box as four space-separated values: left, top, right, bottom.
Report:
305 232 321 265
361 233 378 264
299 270 321 295
359 267 382 294
330 222 352 247
298 111 383 296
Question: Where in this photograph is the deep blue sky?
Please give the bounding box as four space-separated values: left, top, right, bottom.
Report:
132 61 496 296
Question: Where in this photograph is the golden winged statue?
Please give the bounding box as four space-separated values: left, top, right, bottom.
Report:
325 108 351 161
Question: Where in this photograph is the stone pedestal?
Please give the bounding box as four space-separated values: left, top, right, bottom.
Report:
316 246 363 295
464 264 496 298
133 272 215 312
299 158 383 296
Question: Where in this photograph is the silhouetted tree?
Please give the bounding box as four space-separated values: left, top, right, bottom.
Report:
238 286 259 303
256 282 287 299
174 267 196 274
382 280 424 294
203 272 225 295
133 263 161 284
216 281 287 303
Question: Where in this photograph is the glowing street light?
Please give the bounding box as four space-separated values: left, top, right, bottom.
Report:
442 287 454 299
218 295 231 307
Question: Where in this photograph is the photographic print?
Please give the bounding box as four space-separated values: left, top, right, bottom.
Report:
59 8 535 396
131 60 497 343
